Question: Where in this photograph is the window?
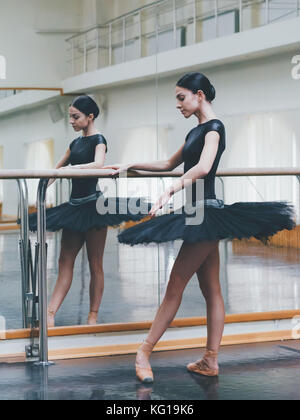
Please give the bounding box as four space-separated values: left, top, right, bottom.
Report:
25 139 55 207
202 9 239 41
147 26 186 56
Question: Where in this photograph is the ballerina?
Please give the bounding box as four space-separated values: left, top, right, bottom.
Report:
28 95 150 327
106 72 295 382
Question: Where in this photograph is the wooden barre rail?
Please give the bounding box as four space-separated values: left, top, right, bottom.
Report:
3 309 300 340
6 167 300 364
0 167 300 179
0 87 64 95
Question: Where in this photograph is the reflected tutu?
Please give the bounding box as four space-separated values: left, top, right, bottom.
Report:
118 200 296 245
28 194 151 233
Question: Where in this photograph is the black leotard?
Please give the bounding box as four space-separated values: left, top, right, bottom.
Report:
69 134 107 198
182 119 225 201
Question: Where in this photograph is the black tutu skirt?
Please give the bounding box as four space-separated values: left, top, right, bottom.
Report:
118 199 296 245
28 193 151 233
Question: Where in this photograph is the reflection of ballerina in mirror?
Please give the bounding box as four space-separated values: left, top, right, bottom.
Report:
189 374 219 401
113 72 295 383
27 95 150 327
136 384 153 400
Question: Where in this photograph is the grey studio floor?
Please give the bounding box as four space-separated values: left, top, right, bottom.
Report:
1 229 300 400
0 341 300 400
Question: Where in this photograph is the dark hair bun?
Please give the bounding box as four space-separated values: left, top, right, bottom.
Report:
208 84 216 102
176 72 216 102
71 95 100 119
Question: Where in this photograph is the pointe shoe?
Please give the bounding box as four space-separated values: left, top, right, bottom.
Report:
135 341 154 384
47 309 55 328
87 311 98 325
187 349 219 377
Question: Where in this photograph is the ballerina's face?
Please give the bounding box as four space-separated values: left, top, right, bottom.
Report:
69 106 93 132
175 86 200 119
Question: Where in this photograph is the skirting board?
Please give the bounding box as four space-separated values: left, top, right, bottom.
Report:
0 318 299 363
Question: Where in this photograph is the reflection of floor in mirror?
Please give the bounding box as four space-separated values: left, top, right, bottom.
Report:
0 340 300 400
0 229 300 329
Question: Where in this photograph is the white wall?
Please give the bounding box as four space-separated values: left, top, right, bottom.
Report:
0 99 72 214
0 0 81 87
96 0 154 24
80 0 98 28
33 0 82 30
0 0 156 87
1 47 300 214
97 50 300 161
86 50 300 215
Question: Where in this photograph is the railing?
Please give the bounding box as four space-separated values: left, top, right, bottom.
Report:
1 167 300 366
0 90 22 100
65 0 300 76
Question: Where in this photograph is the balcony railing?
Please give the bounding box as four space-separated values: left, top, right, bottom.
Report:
65 0 300 77
0 89 22 100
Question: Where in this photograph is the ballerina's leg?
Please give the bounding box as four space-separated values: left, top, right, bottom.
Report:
136 240 220 381
85 227 108 325
48 228 85 326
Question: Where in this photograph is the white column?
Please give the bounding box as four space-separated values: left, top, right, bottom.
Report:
173 0 177 48
215 0 219 37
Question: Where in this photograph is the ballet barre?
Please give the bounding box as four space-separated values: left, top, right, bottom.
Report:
1 167 300 367
1 167 300 180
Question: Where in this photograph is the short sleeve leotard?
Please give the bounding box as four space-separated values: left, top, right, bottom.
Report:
69 134 107 199
118 118 295 246
182 119 226 202
28 132 151 233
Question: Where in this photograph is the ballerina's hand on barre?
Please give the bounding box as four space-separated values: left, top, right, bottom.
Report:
103 154 182 178
47 165 82 187
102 164 132 177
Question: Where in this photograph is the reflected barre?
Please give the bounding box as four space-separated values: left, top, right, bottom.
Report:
1 167 300 179
4 166 300 366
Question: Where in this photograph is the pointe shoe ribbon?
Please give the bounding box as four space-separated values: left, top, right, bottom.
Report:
87 311 98 325
187 349 219 377
47 309 55 328
135 341 154 384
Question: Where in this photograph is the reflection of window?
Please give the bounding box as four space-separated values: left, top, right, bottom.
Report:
113 39 139 64
223 111 300 221
202 9 239 41
112 26 186 64
25 139 54 206
0 90 16 100
147 27 186 56
267 0 297 24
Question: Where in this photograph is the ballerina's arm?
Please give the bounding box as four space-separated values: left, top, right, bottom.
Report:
47 148 71 187
103 143 185 175
149 131 220 216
